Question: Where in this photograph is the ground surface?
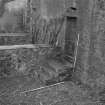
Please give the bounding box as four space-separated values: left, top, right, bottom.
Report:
0 47 103 105
0 76 103 105
0 47 74 105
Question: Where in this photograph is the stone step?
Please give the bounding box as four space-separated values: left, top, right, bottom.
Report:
0 33 32 45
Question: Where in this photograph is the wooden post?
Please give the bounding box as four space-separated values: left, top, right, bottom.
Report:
23 0 28 30
29 0 33 33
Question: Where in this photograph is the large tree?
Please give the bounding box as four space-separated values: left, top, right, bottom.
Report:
74 0 105 92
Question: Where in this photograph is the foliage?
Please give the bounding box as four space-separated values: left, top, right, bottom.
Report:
0 46 73 85
31 15 65 47
0 52 16 78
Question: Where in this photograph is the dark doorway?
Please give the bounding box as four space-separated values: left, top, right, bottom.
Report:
65 16 77 57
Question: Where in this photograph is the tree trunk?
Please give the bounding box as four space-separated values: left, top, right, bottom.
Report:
75 0 105 89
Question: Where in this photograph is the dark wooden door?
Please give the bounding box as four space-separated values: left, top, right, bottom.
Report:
65 17 77 57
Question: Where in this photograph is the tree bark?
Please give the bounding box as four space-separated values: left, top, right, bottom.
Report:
75 0 95 84
74 0 105 89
